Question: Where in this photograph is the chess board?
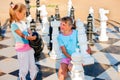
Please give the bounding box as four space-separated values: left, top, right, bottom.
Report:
0 23 120 80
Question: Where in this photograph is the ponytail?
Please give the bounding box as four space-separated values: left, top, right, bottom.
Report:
9 7 15 24
9 3 26 24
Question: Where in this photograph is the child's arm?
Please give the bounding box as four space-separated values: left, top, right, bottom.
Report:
15 29 36 40
60 46 71 59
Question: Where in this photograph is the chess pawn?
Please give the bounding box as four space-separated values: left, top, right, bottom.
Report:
71 48 84 80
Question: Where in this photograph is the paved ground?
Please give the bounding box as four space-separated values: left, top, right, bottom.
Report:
0 19 120 80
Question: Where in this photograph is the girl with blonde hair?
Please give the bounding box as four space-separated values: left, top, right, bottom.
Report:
9 3 38 80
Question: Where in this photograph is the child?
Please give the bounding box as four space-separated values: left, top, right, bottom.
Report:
57 17 78 80
9 3 38 80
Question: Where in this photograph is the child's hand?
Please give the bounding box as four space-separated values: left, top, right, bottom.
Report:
27 35 36 40
32 35 37 40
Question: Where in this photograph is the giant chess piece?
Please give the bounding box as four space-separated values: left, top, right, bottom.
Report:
89 7 96 33
55 5 60 21
76 19 94 65
37 5 49 44
35 0 42 31
47 15 54 51
36 0 42 23
71 48 84 80
37 5 49 34
29 19 44 61
87 14 94 46
67 0 72 16
30 19 36 31
49 20 62 59
99 8 109 41
26 15 32 28
70 6 75 24
24 0 30 17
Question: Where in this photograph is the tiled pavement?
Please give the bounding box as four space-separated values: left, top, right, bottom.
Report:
0 26 120 80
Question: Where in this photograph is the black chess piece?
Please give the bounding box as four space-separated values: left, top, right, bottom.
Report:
30 19 36 31
70 6 76 29
29 31 44 61
70 6 75 23
24 0 30 17
29 19 44 61
55 5 60 21
47 15 53 51
36 0 42 23
87 14 94 46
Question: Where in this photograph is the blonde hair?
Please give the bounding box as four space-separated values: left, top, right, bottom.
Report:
9 3 26 24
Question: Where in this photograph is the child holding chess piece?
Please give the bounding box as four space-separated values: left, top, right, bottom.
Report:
57 16 91 80
9 3 38 80
57 16 78 80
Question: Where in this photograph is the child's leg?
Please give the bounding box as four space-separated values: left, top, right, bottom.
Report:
58 63 69 80
17 51 29 80
58 58 71 80
28 49 38 80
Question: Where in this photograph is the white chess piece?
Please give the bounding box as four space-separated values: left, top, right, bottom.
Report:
49 20 63 59
26 15 32 28
37 5 48 18
67 0 72 16
76 19 94 65
37 5 49 44
71 48 84 80
37 5 49 34
99 8 109 41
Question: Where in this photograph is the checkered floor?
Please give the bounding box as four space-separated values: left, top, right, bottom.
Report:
0 22 120 80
